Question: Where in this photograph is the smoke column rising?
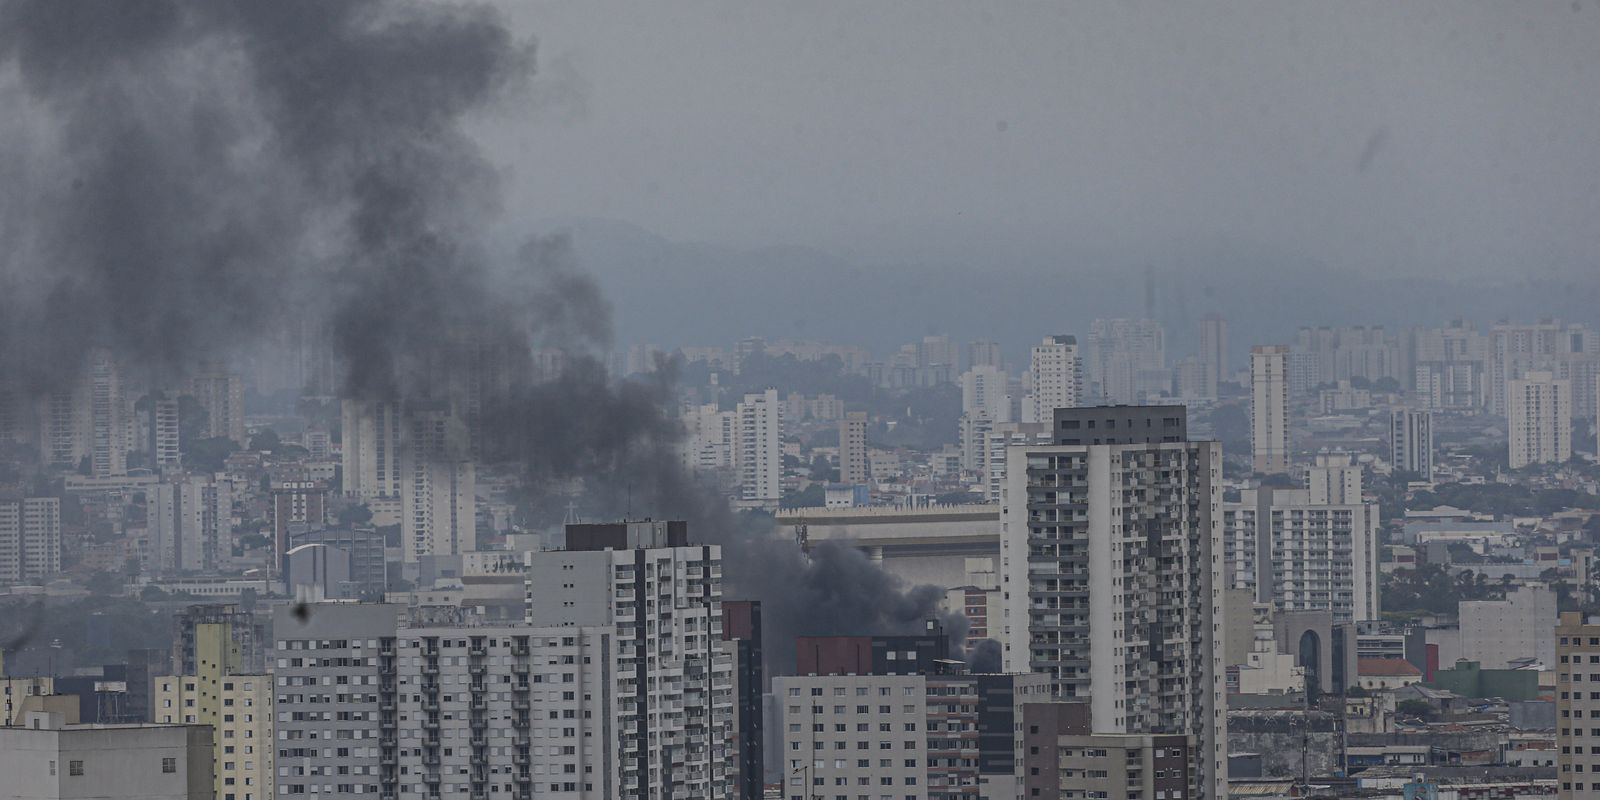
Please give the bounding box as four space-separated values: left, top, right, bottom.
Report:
0 0 965 670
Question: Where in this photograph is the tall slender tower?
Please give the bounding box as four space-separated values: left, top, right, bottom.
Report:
1199 314 1228 398
1250 345 1290 474
1028 335 1082 422
1000 406 1227 800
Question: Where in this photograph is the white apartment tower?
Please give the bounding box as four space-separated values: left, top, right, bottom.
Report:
839 411 868 485
1391 408 1434 480
400 409 476 562
340 399 404 499
736 389 783 507
1027 335 1082 423
524 521 734 800
0 497 61 584
1508 370 1572 469
1307 452 1362 505
1250 345 1290 474
960 365 1010 422
680 402 736 475
999 407 1227 800
1222 466 1380 625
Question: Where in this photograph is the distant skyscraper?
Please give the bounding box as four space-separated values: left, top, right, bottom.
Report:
400 408 476 562
0 497 61 584
1027 335 1082 422
1250 345 1290 474
340 399 403 498
1000 406 1227 800
188 362 245 446
967 338 1004 369
1085 318 1167 404
147 475 232 575
838 410 867 485
148 392 181 471
270 481 328 571
736 388 782 507
1508 370 1572 469
960 364 1010 422
1199 314 1228 398
1391 408 1434 480
86 348 128 478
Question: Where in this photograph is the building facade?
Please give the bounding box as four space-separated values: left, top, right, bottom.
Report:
0 497 61 584
999 407 1227 800
1390 408 1434 481
1027 336 1082 424
523 521 735 799
1508 370 1572 469
736 389 783 508
1250 345 1290 474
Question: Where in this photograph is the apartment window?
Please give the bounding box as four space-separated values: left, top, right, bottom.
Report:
163 757 177 773
69 761 84 776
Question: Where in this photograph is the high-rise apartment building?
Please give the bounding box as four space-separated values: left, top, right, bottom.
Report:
400 409 476 562
1558 612 1600 799
340 399 404 499
982 421 1052 502
524 521 734 799
736 389 783 507
722 600 765 800
1222 484 1380 624
999 406 1226 800
960 365 1010 423
1391 408 1434 480
87 348 129 478
1199 313 1228 399
147 475 232 575
269 481 328 570
190 362 246 446
1021 702 1193 800
270 602 399 799
1508 370 1572 469
149 392 182 471
1085 318 1167 405
154 622 273 800
0 497 61 584
680 402 736 475
1250 345 1290 474
1027 336 1082 423
774 644 1051 800
839 411 868 486
38 387 85 470
1307 451 1362 505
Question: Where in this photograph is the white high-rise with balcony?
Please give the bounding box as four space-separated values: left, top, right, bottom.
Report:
1026 335 1081 423
1507 370 1571 469
999 408 1226 800
736 389 782 507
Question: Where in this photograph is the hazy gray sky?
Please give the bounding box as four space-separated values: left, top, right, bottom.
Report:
485 2 1600 278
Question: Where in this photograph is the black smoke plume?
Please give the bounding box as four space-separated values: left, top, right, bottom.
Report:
0 0 959 671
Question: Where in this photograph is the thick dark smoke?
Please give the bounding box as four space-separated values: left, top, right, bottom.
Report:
0 1 961 671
